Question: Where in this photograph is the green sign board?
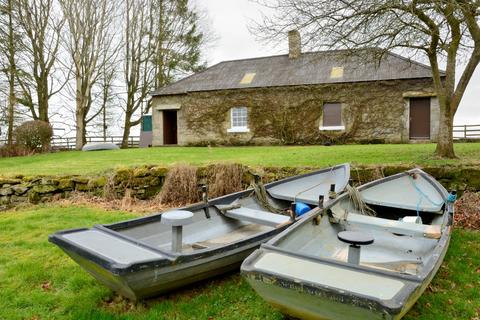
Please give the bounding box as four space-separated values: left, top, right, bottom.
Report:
142 115 152 132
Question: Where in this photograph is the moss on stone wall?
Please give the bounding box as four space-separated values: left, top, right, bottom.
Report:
1 163 478 211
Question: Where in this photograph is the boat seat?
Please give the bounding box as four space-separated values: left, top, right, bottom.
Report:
224 207 291 228
345 213 441 239
337 231 374 265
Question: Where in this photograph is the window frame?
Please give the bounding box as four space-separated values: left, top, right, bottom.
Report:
320 102 345 131
227 106 250 133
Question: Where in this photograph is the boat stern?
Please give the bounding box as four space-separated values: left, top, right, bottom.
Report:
49 228 168 300
241 248 419 320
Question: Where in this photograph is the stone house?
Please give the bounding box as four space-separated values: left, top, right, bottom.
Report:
151 31 441 146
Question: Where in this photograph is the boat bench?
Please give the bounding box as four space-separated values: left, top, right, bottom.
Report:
345 213 441 239
224 207 291 228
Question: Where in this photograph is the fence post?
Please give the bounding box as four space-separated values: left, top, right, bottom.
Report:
464 125 467 139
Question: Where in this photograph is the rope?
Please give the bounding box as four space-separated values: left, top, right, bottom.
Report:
346 184 376 216
408 175 445 217
250 180 287 215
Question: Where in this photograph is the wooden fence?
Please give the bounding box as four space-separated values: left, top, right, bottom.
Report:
0 136 140 149
51 136 140 149
453 124 480 140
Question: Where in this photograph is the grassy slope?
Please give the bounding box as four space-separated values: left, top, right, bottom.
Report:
0 205 478 320
0 143 479 176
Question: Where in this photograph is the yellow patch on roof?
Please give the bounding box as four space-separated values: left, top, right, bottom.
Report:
330 67 344 79
240 73 256 84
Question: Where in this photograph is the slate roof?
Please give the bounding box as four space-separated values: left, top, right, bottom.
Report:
152 49 439 96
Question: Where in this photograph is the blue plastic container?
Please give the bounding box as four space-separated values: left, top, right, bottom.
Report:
295 202 311 216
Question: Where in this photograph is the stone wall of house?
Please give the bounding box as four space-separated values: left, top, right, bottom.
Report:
151 78 438 146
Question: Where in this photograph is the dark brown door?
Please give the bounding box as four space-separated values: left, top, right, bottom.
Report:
409 98 430 139
163 110 178 145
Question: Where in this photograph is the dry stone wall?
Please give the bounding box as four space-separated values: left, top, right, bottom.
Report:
1 164 479 211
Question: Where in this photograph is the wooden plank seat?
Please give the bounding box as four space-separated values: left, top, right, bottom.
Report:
224 207 291 228
345 213 442 239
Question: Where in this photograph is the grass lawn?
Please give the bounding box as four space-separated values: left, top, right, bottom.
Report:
0 143 479 176
0 205 478 320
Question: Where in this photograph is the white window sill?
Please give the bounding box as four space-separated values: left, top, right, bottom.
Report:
227 127 250 133
319 126 345 131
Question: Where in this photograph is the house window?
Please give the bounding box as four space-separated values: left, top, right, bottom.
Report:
320 102 344 130
227 107 250 133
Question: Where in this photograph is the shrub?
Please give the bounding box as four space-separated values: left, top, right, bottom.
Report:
157 165 199 205
0 144 31 158
14 120 53 153
207 163 245 198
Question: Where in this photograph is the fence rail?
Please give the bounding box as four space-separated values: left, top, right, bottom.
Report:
453 124 480 140
0 136 140 149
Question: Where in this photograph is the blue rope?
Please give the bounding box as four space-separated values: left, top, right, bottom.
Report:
408 176 445 217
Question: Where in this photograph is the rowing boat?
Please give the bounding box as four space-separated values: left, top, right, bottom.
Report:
241 168 454 319
49 163 350 300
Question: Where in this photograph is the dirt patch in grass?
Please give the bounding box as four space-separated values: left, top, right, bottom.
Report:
55 192 167 214
455 191 480 230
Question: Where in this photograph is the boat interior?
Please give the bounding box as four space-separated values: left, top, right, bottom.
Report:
103 165 350 256
106 194 294 254
272 176 448 276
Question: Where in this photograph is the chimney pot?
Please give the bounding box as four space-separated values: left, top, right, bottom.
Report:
288 30 301 59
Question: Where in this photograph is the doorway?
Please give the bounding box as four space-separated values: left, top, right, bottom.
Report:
409 97 431 140
163 110 178 145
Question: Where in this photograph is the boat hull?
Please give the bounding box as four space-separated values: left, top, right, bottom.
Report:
243 233 450 320
49 164 351 300
59 234 276 300
241 169 453 319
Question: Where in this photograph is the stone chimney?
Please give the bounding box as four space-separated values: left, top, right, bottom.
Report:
288 30 301 59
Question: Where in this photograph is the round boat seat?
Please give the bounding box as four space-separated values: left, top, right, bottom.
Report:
161 210 194 226
337 231 374 265
337 231 374 246
161 210 194 253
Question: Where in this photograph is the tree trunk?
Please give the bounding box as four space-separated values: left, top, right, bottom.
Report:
75 109 86 150
435 104 456 158
121 115 131 149
75 76 87 150
37 76 50 122
7 86 15 146
6 0 16 146
103 105 107 142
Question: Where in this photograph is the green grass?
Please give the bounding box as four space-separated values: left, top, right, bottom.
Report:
0 205 478 320
0 143 479 176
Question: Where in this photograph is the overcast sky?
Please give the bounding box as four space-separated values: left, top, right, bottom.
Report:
196 0 480 125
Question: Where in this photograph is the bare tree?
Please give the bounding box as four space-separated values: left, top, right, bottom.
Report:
59 0 117 149
253 0 480 158
15 0 64 123
98 62 117 142
0 0 19 145
120 0 206 148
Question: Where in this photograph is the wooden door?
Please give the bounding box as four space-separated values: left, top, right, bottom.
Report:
163 110 178 145
409 98 430 139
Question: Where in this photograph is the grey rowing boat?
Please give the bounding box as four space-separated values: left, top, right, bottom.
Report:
241 168 454 320
49 163 350 300
81 142 120 151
